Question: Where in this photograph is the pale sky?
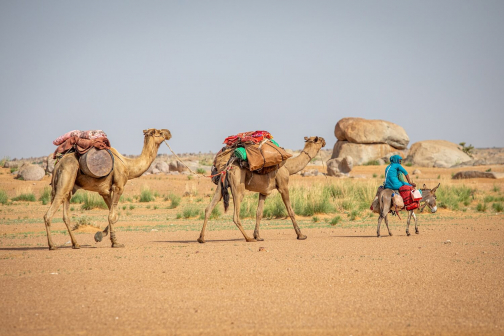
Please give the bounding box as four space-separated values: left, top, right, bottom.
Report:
1 0 503 159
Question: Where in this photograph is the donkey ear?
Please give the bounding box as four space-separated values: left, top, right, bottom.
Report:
423 184 427 189
432 183 440 193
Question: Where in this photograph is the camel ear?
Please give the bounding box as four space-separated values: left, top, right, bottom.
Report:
304 137 308 142
143 129 155 136
432 183 440 193
314 136 319 142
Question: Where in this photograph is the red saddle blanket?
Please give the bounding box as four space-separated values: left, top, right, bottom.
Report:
399 185 419 211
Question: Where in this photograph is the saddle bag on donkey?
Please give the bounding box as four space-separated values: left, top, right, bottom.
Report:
399 185 420 211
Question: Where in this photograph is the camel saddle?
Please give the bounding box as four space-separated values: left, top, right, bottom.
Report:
244 141 292 171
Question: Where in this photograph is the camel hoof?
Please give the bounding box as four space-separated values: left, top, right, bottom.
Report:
389 233 393 237
49 245 58 250
197 238 205 244
297 234 307 240
94 232 103 242
112 243 125 248
255 237 264 241
377 235 381 238
72 244 81 249
407 232 411 236
246 238 257 243
415 230 420 234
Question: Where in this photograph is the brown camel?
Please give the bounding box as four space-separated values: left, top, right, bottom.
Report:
198 136 326 243
43 128 172 250
377 183 440 237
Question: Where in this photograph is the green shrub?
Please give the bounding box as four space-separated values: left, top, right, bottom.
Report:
165 193 181 208
240 194 258 218
492 185 500 192
476 203 486 212
181 206 201 219
437 185 474 210
10 167 18 173
484 195 494 203
12 193 36 202
329 216 341 226
363 160 380 166
348 210 360 221
312 216 320 223
0 156 10 166
71 191 86 204
139 187 155 202
0 190 8 205
129 204 135 210
196 168 206 174
263 194 287 218
405 162 413 167
72 216 98 230
492 203 503 212
372 173 377 178
209 206 221 219
81 193 108 210
39 187 51 205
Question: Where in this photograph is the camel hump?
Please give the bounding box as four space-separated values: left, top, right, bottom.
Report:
79 148 114 178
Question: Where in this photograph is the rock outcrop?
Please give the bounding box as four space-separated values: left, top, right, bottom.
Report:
335 118 409 149
406 140 472 168
452 171 504 179
17 164 45 181
326 156 353 177
331 141 400 166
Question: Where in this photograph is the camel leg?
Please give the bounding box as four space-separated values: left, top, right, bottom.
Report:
43 163 78 250
278 186 306 240
62 192 80 249
229 174 255 243
413 212 419 234
198 184 223 243
253 194 267 241
94 195 112 243
103 185 124 248
406 210 411 236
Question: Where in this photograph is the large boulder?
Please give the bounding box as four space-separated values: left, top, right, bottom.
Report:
155 161 169 173
335 118 409 149
326 156 353 177
44 154 56 174
169 161 189 173
452 171 504 179
17 164 45 181
406 140 472 168
331 141 399 165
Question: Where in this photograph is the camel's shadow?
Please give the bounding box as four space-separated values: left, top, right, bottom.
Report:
0 245 95 251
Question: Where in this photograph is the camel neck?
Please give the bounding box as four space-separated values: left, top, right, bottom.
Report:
126 136 160 179
284 144 320 175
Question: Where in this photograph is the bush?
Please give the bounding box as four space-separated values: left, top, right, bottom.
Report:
72 216 99 231
492 203 503 212
12 193 36 202
0 190 8 205
139 187 155 202
181 206 201 219
196 168 206 174
312 216 320 223
437 185 475 210
240 194 259 218
165 193 181 209
209 206 221 219
476 203 487 212
39 187 51 205
363 160 380 166
81 192 108 210
348 210 360 221
71 191 86 204
0 157 9 166
329 216 341 226
484 195 494 203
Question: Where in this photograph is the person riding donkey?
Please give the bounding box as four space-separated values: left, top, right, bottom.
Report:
371 155 415 211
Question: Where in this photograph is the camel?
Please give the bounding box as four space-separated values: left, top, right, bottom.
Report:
377 183 439 237
43 128 172 250
197 136 326 243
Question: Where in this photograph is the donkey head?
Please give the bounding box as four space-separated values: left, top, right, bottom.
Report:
422 183 440 213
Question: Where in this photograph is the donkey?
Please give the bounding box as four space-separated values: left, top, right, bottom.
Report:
377 183 440 237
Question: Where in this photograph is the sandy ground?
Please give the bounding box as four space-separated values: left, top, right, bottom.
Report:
1 165 504 335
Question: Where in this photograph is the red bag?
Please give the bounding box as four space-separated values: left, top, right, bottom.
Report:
405 202 419 211
399 185 414 206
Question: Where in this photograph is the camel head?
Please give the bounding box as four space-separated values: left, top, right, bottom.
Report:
143 128 172 144
304 136 326 149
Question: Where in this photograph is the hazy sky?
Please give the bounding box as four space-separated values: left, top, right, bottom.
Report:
1 0 503 159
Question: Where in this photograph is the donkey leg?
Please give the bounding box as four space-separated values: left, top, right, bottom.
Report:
384 214 393 237
253 194 267 241
406 211 411 236
198 185 222 243
413 212 419 234
377 216 383 237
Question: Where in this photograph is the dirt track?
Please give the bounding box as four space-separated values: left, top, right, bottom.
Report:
1 166 504 335
1 218 503 335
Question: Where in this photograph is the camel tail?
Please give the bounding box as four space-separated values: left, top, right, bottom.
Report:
220 174 230 213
